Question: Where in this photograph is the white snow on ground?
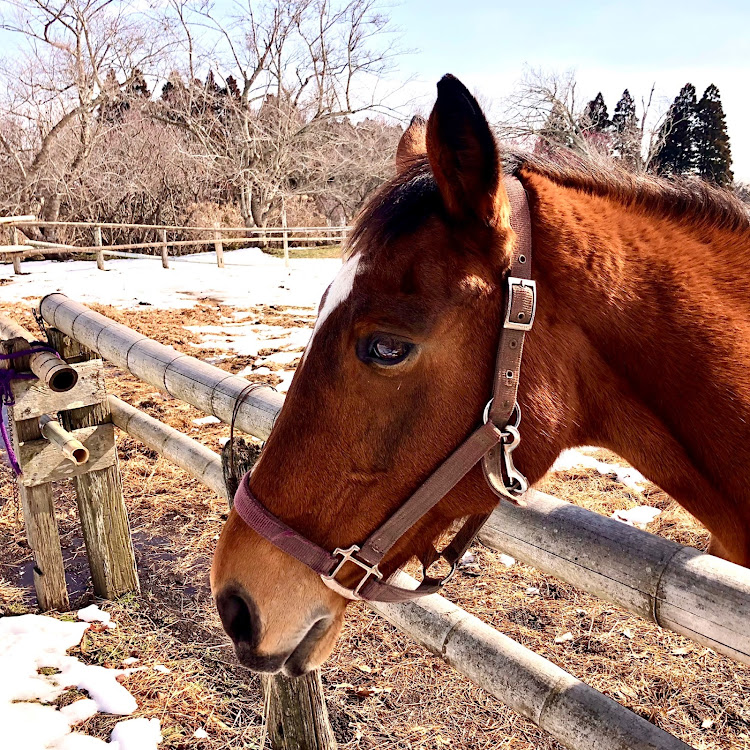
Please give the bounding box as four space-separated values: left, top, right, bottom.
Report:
0 612 162 750
612 506 662 529
0 247 340 310
109 718 162 750
551 448 649 493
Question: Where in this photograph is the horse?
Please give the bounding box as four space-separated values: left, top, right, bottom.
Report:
211 74 750 676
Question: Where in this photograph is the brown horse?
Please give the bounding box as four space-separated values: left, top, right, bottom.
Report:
211 74 750 676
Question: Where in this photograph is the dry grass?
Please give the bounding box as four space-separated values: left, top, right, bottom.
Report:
1 300 749 750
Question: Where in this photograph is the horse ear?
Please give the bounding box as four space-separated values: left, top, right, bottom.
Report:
426 75 506 225
396 115 427 174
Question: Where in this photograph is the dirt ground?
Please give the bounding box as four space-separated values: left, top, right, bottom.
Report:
1 299 749 750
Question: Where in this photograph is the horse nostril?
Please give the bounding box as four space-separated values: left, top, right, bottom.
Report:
216 586 260 647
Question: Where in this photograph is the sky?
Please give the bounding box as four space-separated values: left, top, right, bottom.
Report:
383 0 750 180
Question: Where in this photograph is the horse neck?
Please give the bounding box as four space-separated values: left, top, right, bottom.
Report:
521 170 750 555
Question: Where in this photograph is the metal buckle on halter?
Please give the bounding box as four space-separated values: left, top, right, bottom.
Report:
503 277 537 332
321 545 383 601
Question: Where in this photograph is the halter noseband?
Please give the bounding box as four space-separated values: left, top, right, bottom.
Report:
233 176 536 602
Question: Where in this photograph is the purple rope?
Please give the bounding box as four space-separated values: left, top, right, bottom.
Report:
0 344 60 361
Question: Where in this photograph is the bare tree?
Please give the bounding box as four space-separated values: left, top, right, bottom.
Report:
159 0 400 229
0 0 171 223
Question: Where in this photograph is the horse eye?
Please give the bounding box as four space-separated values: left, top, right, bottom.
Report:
363 335 413 365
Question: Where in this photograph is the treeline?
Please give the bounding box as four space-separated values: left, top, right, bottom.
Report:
532 77 735 187
0 0 402 235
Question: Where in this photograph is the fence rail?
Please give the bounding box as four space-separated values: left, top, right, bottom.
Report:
1 215 351 273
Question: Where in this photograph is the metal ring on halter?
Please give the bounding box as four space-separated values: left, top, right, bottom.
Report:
482 399 522 430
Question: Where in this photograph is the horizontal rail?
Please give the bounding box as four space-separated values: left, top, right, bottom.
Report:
41 294 284 440
107 394 691 750
109 395 228 501
39 293 750 667
8 218 351 233
479 491 750 665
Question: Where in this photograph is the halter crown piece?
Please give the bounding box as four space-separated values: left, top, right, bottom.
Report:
233 176 537 602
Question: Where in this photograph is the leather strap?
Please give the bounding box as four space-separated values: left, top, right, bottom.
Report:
232 176 535 601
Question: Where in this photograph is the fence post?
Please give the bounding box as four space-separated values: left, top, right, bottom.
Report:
281 201 290 268
160 228 169 269
2 337 70 611
11 226 22 275
46 329 139 599
220 439 337 750
213 225 224 268
94 226 104 271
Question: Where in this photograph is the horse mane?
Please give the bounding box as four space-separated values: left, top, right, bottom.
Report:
347 150 750 258
508 151 750 237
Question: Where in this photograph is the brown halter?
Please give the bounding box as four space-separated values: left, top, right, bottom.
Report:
233 176 536 602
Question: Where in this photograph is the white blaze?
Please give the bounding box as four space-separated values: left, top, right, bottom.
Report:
303 254 361 360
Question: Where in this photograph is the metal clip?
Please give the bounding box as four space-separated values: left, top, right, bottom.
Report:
500 424 528 496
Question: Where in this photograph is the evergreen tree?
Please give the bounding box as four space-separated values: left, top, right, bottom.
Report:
655 83 697 177
581 92 610 132
694 84 733 186
611 89 640 167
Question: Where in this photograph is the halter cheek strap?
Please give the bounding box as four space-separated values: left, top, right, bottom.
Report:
233 176 536 602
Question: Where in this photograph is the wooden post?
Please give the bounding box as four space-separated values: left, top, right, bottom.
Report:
2 339 69 611
281 200 290 268
160 228 169 269
213 225 224 268
47 329 139 599
11 226 22 274
94 226 104 271
220 439 337 750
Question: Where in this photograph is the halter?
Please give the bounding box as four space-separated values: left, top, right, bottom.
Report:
233 176 536 602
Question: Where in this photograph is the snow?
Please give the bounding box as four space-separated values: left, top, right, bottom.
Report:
193 728 209 739
109 718 161 750
0 247 339 310
77 605 116 629
612 506 662 529
0 613 160 750
191 415 221 426
551 448 649 493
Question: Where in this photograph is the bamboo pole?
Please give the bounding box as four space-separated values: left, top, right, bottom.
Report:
372 572 692 750
0 315 78 392
39 294 750 666
38 414 90 465
479 489 750 665
94 226 104 271
111 400 688 750
109 395 227 501
40 294 284 440
160 228 169 269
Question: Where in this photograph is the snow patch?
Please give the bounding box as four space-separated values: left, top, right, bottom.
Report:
551 448 648 493
612 506 662 529
191 415 221 426
0 613 143 750
110 718 162 750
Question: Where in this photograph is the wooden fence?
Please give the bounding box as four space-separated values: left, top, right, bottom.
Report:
0 215 351 273
1 291 745 748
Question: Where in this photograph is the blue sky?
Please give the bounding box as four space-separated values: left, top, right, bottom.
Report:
385 0 750 179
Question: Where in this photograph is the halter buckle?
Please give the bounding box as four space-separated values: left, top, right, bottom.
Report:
504 277 537 331
321 544 383 600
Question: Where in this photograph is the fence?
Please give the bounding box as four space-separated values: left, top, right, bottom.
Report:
0 215 351 273
6 292 750 748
